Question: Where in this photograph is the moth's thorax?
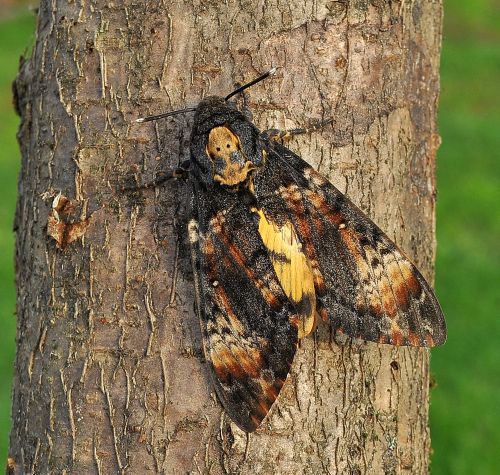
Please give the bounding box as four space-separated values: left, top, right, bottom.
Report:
190 96 266 189
206 126 257 186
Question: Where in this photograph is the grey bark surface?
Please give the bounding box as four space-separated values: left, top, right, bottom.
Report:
10 1 442 474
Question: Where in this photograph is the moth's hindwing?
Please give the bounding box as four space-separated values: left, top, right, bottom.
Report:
252 142 447 348
189 184 298 432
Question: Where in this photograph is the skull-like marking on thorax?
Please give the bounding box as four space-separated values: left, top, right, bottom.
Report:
206 126 256 186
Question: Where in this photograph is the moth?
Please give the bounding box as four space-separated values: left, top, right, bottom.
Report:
135 69 447 432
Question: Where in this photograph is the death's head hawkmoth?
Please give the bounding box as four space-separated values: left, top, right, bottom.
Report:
136 69 447 433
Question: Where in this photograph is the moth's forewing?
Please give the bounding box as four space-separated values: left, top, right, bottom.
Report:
252 142 446 347
189 183 298 432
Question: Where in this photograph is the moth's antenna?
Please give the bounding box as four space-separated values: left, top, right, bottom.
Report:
135 68 276 122
224 67 277 101
135 107 197 123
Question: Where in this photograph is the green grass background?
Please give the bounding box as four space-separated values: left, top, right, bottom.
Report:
0 2 498 473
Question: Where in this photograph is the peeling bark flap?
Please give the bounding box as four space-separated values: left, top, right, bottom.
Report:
47 192 91 249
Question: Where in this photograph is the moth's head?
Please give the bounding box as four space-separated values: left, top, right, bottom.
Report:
189 96 264 189
135 69 276 189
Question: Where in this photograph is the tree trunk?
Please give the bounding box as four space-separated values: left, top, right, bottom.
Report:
9 1 442 474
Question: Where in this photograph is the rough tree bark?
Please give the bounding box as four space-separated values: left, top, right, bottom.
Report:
9 1 442 474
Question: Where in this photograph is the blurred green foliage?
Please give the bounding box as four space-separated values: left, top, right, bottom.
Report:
430 2 500 473
0 6 36 468
0 2 498 473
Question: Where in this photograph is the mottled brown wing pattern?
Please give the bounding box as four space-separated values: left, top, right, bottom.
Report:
253 142 446 347
189 185 298 432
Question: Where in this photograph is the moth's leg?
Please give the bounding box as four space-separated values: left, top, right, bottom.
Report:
119 161 190 192
262 118 334 142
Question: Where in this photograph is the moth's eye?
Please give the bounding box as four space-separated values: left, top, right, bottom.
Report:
216 147 221 152
226 144 230 148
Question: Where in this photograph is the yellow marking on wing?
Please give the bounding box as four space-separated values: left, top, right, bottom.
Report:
255 209 317 338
